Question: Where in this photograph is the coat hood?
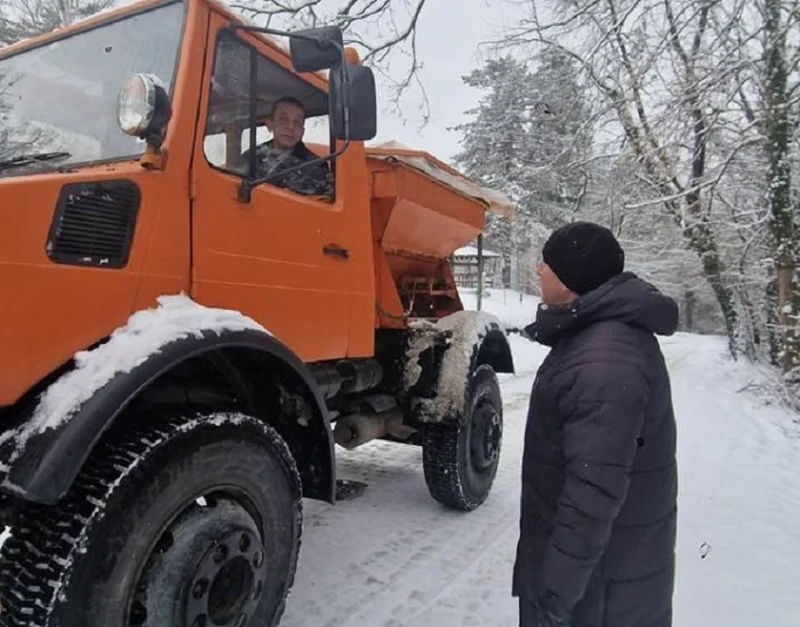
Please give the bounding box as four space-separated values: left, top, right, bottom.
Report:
524 272 679 347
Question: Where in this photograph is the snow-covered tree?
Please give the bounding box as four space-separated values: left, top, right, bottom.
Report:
756 0 800 371
451 52 593 292
450 56 538 288
451 57 537 200
523 46 593 225
453 53 591 228
494 0 800 372
0 70 15 160
0 2 16 45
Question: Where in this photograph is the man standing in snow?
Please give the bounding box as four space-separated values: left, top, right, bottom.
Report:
514 221 679 627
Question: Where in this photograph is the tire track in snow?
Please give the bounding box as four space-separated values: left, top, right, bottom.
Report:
387 512 518 627
335 489 520 627
281 448 518 627
281 369 535 627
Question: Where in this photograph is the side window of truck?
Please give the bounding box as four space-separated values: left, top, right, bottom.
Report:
202 30 334 199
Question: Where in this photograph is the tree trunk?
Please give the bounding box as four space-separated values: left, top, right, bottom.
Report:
683 288 695 332
705 270 739 356
764 274 782 364
683 218 738 353
764 0 798 372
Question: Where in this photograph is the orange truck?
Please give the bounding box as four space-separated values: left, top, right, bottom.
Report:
0 0 516 624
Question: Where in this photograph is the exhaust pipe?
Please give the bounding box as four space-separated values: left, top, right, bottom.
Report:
333 407 415 450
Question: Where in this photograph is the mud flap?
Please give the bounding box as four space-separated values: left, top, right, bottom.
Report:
402 310 514 425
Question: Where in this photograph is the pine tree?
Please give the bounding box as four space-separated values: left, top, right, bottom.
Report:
523 46 593 226
452 52 593 292
451 56 537 286
452 56 536 205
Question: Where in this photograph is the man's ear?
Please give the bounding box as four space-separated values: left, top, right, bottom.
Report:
264 117 274 132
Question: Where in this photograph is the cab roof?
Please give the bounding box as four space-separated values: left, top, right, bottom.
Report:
0 0 331 90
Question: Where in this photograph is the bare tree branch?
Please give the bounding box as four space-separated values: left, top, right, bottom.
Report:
231 0 429 119
0 0 114 43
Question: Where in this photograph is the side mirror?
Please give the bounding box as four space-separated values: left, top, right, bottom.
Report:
330 64 377 142
117 73 172 148
289 26 344 72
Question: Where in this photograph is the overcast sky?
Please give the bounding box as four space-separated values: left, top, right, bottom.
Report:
370 0 528 163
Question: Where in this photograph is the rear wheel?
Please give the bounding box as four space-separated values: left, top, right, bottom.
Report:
0 410 302 627
422 364 503 511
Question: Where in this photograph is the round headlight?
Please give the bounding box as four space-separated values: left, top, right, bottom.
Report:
117 74 157 137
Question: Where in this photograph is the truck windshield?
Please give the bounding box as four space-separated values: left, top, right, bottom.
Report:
0 1 185 173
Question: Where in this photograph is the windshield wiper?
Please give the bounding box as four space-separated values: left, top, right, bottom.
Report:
0 151 72 172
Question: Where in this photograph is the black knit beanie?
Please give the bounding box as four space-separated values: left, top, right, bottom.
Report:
542 221 625 295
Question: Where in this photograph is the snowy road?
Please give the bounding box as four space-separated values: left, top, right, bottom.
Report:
281 330 800 627
280 335 545 627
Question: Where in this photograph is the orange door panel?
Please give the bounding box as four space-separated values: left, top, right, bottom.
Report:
190 13 353 363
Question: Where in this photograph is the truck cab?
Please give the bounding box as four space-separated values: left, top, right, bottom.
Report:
0 2 515 625
0 0 378 410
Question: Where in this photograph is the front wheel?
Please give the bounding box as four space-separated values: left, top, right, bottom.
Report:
422 364 503 511
0 410 302 627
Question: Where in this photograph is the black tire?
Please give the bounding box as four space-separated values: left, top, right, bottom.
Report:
0 410 302 627
422 364 503 511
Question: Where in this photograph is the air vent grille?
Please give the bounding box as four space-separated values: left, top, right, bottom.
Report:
46 180 140 268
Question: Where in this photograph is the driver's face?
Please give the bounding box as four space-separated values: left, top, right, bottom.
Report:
266 101 305 151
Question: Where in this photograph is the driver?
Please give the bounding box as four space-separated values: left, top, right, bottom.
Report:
244 96 333 198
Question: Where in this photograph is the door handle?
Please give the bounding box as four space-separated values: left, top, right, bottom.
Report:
323 244 349 260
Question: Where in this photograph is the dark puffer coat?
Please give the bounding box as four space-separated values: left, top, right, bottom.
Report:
513 272 679 627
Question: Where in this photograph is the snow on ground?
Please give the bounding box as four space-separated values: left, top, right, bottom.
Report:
281 289 800 627
459 287 542 330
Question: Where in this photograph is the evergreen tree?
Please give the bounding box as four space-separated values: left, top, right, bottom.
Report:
451 56 536 287
452 52 593 292
523 46 593 226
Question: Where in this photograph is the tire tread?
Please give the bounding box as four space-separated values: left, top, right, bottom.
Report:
0 411 301 627
422 364 502 512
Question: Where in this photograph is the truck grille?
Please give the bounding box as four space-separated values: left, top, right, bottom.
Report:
46 180 141 269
